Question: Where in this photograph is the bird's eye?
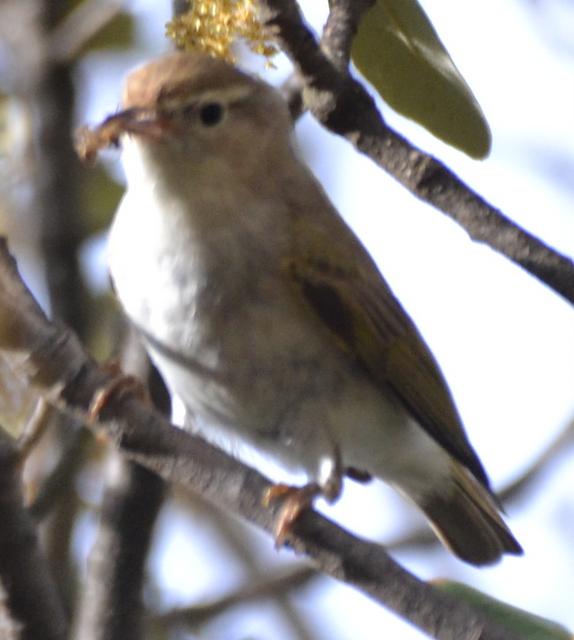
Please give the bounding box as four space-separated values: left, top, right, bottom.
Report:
199 102 224 127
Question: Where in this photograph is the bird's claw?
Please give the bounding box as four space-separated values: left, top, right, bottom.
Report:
88 360 151 424
263 482 323 547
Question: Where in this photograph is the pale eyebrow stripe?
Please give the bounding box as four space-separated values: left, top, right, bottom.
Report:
158 85 254 112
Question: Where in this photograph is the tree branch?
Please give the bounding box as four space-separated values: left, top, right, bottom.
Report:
259 0 574 306
72 454 165 640
0 240 526 640
0 434 68 640
72 333 168 640
321 0 375 71
34 0 89 335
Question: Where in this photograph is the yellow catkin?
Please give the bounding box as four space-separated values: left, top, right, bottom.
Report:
166 0 279 66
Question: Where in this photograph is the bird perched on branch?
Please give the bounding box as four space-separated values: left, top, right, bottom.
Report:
84 51 522 566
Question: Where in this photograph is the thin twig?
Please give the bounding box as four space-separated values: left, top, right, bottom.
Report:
498 415 574 504
180 494 318 639
17 397 53 460
321 0 375 71
152 565 317 630
259 0 574 306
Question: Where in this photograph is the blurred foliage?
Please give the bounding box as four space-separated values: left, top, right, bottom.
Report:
81 167 124 234
434 581 573 640
82 12 135 53
351 0 492 159
51 1 135 62
0 356 39 439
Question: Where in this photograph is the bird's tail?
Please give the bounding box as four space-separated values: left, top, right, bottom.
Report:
412 463 523 566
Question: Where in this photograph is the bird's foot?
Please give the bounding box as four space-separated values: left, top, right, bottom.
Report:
88 360 151 423
263 482 324 546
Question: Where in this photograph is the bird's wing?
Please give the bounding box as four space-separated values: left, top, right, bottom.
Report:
284 216 489 488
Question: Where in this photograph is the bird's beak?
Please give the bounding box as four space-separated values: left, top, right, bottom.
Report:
114 107 177 139
75 107 177 164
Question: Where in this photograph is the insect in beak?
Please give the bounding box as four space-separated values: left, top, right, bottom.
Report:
75 107 177 164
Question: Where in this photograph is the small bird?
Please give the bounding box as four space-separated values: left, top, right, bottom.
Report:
102 51 522 566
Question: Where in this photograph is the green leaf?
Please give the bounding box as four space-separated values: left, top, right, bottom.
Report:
433 580 573 640
52 4 135 62
351 0 491 159
82 167 124 234
84 12 134 53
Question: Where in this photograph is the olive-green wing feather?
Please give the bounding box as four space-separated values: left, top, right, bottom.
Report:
285 236 489 489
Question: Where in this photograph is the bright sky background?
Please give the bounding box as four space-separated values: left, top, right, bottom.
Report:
77 0 574 638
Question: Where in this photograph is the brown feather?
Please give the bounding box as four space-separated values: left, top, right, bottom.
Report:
286 245 489 488
416 463 523 565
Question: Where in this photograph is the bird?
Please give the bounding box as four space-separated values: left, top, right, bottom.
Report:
102 51 522 566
